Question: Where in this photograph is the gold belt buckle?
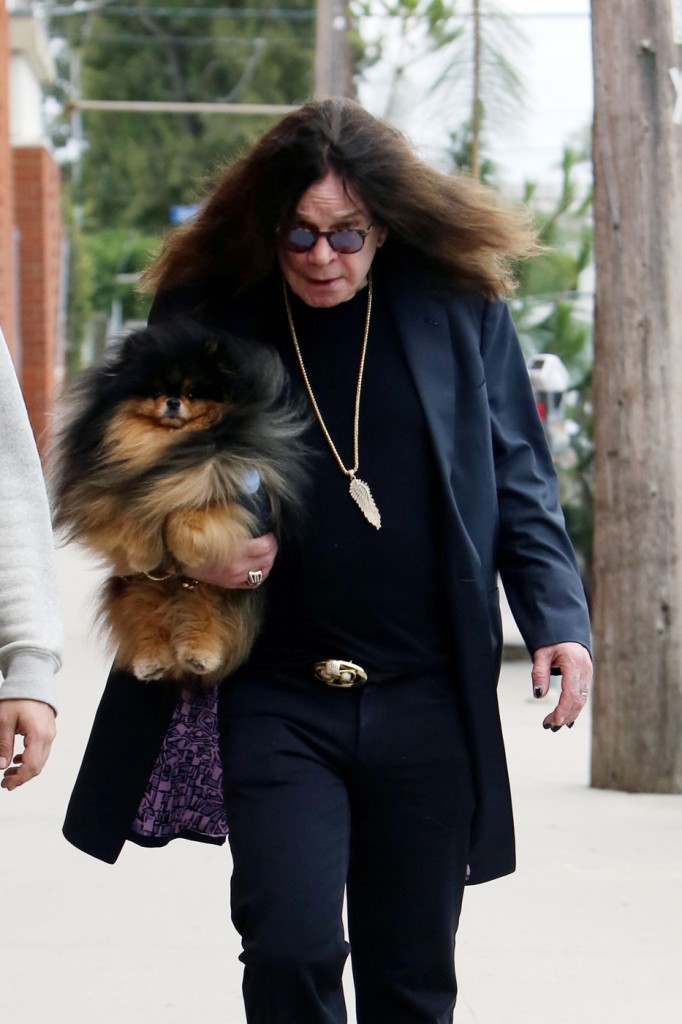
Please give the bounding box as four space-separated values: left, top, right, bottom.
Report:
313 659 368 688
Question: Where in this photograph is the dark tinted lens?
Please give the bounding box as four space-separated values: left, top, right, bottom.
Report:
285 228 317 252
329 230 365 254
283 227 367 253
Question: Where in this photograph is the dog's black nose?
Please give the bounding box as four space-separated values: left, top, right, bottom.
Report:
165 397 181 411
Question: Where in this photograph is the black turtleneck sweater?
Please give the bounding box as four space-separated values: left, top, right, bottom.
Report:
248 270 453 679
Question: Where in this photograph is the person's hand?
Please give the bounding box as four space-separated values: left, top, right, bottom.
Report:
185 533 278 589
0 699 57 790
531 641 592 731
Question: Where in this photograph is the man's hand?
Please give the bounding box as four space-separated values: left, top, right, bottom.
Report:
187 533 278 589
531 641 593 731
0 699 57 790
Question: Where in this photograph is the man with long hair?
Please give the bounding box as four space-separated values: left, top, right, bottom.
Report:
65 99 591 1024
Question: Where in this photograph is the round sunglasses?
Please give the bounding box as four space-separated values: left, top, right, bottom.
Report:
279 225 374 254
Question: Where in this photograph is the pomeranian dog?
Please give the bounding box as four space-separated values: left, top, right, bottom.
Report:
49 318 307 686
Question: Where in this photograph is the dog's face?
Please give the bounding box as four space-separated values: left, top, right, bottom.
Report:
111 330 233 434
131 368 226 431
98 327 239 468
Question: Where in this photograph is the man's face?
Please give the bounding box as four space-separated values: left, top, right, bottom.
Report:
277 171 386 308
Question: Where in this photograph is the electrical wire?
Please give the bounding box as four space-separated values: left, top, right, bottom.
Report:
41 3 588 20
42 5 315 20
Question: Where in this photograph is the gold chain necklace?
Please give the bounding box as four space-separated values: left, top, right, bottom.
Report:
283 274 382 530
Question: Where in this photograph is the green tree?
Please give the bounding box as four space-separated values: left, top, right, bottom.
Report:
514 147 593 366
85 227 160 321
446 115 497 182
45 2 316 356
50 1 316 232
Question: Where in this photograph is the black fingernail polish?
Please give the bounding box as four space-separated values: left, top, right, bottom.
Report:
550 725 562 732
543 723 551 730
533 686 543 699
567 722 575 729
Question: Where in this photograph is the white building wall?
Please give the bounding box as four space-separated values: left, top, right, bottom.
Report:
9 13 55 146
9 52 43 143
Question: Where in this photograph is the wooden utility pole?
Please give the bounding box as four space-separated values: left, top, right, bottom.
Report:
591 0 682 792
315 0 352 98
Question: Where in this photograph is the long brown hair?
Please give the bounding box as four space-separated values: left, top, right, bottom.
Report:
141 98 539 300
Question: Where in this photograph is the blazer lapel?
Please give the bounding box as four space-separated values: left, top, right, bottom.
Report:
382 270 483 574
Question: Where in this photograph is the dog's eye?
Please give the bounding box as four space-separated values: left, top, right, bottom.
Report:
186 392 194 401
152 389 163 399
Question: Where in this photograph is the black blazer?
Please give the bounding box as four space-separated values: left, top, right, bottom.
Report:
63 259 591 883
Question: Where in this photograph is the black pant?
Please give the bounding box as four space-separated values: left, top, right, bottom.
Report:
219 669 475 1024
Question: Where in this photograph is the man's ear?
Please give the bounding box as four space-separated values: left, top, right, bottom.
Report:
376 226 388 247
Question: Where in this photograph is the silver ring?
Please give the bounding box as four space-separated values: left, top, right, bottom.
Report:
246 569 264 588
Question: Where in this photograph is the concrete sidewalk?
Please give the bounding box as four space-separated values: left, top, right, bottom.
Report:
1 544 680 1023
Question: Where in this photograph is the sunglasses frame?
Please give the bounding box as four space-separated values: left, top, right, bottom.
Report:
278 224 374 254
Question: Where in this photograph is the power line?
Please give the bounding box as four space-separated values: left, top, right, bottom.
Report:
43 5 315 19
42 3 587 20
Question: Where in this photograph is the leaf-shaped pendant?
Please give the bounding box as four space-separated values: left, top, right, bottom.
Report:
349 475 382 529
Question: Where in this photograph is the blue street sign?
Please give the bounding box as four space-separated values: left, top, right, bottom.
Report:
170 204 199 224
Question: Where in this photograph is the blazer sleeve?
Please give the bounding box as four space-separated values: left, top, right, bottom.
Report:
480 300 591 655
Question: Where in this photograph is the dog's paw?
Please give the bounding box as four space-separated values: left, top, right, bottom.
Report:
176 648 223 676
132 656 174 682
166 507 251 568
123 552 166 575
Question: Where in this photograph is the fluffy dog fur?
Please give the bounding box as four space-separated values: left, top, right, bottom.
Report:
49 319 307 685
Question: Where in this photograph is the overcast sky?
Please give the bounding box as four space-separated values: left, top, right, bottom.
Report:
358 0 593 189
490 0 593 183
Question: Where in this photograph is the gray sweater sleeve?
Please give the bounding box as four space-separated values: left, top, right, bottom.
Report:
0 331 62 713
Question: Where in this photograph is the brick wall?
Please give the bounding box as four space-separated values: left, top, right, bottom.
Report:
0 4 16 354
0 6 64 446
12 145 62 445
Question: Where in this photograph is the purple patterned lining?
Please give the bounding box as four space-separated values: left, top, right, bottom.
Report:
131 686 229 841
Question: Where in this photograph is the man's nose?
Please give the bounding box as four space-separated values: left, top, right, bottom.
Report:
308 235 336 264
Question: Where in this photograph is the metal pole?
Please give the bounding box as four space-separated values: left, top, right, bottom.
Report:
68 100 299 115
314 0 351 98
